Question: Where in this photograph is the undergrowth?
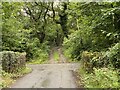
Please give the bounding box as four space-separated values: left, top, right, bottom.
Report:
0 67 32 88
78 64 120 88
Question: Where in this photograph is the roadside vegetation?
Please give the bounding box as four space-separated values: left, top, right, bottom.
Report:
1 67 32 88
1 1 120 88
0 51 32 88
63 2 120 88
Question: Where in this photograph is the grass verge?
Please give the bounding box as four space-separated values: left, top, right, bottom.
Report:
77 63 120 88
0 67 32 88
27 58 48 64
67 59 80 63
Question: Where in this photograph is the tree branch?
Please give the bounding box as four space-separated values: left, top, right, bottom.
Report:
24 6 37 22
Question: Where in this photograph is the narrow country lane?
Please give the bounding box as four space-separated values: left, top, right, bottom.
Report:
10 63 80 88
10 47 81 88
2 2 119 89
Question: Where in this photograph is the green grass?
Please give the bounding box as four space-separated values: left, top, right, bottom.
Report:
67 59 80 63
1 67 32 88
53 50 59 61
28 59 47 64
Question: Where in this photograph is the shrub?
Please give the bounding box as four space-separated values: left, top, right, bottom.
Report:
26 40 50 62
105 43 120 69
1 51 26 73
83 68 119 88
81 51 108 73
81 51 93 73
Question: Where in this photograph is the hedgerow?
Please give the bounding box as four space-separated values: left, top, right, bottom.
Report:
1 51 26 73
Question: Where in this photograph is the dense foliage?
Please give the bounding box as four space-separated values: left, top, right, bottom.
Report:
2 2 70 61
63 2 120 69
63 2 120 88
63 2 120 59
